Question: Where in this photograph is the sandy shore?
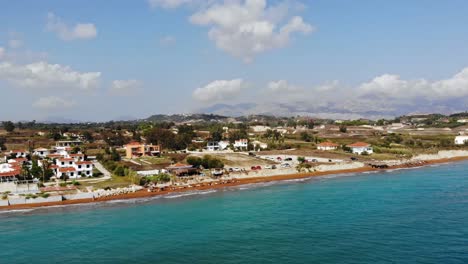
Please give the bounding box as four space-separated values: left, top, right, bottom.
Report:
2 155 468 211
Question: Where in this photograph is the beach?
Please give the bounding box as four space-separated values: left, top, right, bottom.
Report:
2 153 468 211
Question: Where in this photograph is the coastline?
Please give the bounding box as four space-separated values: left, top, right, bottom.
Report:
2 155 468 211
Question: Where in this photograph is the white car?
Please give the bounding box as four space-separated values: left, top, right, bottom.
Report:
265 165 273 169
233 167 241 172
280 163 291 168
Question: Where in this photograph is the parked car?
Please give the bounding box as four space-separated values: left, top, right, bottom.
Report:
350 157 358 161
271 165 277 169
251 165 262 170
248 152 256 156
233 167 241 172
277 157 282 161
265 165 274 169
280 163 291 168
228 168 234 172
285 157 293 161
311 159 318 162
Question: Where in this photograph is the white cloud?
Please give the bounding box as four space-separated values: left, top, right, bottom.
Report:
0 61 101 90
148 0 193 8
198 67 468 118
190 0 314 62
159 35 176 46
193 78 247 102
268 80 301 92
46 12 97 41
358 68 468 99
0 47 5 59
110 79 142 95
33 96 76 109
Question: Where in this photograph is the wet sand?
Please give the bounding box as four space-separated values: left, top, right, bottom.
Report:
2 156 468 210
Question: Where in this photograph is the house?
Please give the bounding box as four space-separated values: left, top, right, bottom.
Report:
317 142 339 151
33 148 50 158
51 157 93 179
206 141 229 151
251 126 271 133
166 163 197 176
455 136 468 145
56 140 83 148
347 142 373 155
233 139 248 150
8 150 28 158
0 162 20 182
251 140 268 150
124 142 161 159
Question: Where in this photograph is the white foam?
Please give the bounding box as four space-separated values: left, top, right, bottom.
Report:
164 189 217 199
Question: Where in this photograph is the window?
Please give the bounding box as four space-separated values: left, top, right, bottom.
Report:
86 165 90 168
61 162 65 165
78 172 82 175
70 172 74 176
78 165 82 169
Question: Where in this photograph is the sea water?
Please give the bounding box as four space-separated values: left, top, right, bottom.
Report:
1 161 468 263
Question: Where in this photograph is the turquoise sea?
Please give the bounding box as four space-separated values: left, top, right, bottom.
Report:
1 161 468 263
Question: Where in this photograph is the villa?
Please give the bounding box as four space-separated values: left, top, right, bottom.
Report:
233 139 248 150
317 142 339 151
0 162 20 182
455 136 468 145
124 142 161 159
33 148 50 158
50 157 93 179
347 142 373 155
206 141 229 151
8 149 28 158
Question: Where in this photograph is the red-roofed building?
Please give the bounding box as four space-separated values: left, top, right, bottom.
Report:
347 142 373 155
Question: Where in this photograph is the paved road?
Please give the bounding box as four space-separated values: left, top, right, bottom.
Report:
92 161 111 180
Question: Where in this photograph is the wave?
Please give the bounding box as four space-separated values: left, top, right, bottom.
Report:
0 208 35 214
163 189 218 199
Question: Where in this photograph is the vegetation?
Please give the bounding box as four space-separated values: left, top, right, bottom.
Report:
186 155 224 169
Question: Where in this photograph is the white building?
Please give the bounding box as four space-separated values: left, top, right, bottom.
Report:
252 140 268 150
233 139 248 150
317 142 339 151
455 136 468 145
8 149 28 158
251 126 271 133
206 141 229 151
347 142 373 155
52 157 93 179
33 148 50 158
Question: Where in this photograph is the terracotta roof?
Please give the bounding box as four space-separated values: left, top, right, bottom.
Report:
0 168 20 177
59 167 76 173
10 158 28 163
69 154 84 157
317 142 339 147
58 158 75 162
47 154 63 158
50 165 59 169
347 142 371 148
76 161 93 165
34 148 49 151
10 149 27 153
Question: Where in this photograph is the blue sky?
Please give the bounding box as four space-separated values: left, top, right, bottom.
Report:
1 0 468 121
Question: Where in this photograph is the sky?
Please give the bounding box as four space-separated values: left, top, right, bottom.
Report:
1 0 468 121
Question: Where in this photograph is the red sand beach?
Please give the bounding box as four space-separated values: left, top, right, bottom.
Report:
2 156 467 211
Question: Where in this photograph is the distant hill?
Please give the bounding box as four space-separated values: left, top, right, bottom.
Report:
144 114 229 123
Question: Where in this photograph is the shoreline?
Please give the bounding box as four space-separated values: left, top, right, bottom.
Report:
2 156 468 211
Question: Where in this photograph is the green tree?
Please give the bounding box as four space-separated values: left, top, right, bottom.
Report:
2 121 15 133
0 137 6 150
339 125 347 133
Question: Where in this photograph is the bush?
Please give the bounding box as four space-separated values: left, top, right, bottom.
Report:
72 180 81 186
40 193 50 198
